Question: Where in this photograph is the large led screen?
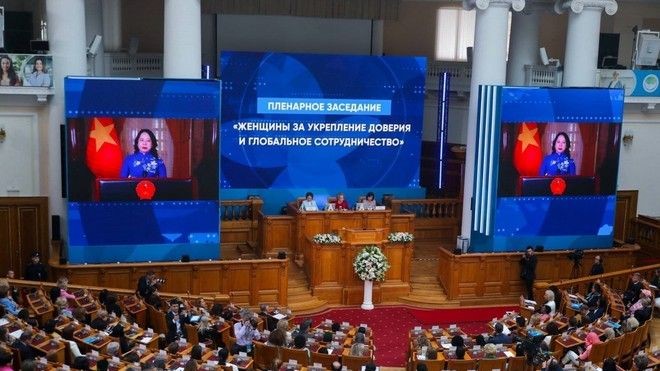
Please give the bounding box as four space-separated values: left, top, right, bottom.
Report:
220 51 426 190
470 87 624 252
65 78 220 264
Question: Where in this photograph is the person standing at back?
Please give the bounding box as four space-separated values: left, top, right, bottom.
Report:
520 246 537 300
25 252 48 281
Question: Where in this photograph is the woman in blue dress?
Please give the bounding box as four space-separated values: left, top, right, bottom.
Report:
539 131 576 176
120 128 167 178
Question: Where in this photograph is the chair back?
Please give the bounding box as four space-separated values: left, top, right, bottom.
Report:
310 350 340 369
637 321 650 350
445 359 477 371
587 340 608 363
604 335 623 360
184 323 199 344
478 357 507 371
253 342 280 370
618 330 635 360
414 358 444 371
507 356 529 371
280 347 310 367
342 353 373 371
630 326 643 351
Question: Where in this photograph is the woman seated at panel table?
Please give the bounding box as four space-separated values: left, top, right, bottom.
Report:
362 192 377 210
334 192 350 211
299 192 319 212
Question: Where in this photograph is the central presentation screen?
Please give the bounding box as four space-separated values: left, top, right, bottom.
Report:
220 52 426 189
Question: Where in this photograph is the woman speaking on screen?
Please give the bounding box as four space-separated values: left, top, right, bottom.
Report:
539 132 576 176
120 128 167 178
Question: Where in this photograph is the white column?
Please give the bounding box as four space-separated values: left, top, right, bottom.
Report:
556 0 618 87
164 0 201 78
102 0 122 52
46 0 88 234
506 6 540 85
461 0 525 240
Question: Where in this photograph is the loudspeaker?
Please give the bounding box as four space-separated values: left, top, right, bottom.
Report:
30 39 49 53
51 215 61 241
181 254 190 262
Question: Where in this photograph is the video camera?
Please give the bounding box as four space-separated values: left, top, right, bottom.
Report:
567 249 584 264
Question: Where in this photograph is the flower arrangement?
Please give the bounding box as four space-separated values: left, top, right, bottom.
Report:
388 232 414 243
353 245 390 281
312 233 342 244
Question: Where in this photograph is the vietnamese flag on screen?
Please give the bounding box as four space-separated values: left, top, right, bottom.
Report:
86 117 123 178
513 122 542 176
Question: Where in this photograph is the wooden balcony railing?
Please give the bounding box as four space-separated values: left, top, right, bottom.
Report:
389 198 462 244
632 215 660 261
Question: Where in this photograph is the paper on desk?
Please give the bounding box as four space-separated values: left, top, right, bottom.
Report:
504 350 515 358
0 318 8 326
441 342 452 349
502 324 511 335
10 329 23 339
139 336 153 344
273 313 287 320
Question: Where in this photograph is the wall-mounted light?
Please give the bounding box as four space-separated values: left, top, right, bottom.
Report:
0 128 6 143
623 130 634 146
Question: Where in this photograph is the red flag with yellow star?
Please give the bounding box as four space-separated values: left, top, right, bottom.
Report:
86 117 123 178
513 122 542 176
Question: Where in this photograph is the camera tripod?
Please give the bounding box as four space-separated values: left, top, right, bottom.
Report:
568 260 582 294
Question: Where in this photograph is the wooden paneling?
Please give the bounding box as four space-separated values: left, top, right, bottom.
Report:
257 214 295 257
615 190 638 243
51 258 288 306
633 215 660 262
303 238 412 305
389 198 461 244
438 245 639 306
221 198 263 248
0 197 49 279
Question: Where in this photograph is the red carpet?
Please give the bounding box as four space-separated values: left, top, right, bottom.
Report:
297 305 516 367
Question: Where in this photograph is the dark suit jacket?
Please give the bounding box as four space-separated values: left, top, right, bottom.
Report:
137 276 156 299
490 333 513 345
520 254 537 281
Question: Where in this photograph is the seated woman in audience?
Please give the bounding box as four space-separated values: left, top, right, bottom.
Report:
561 331 601 366
602 357 617 371
622 316 639 333
426 348 438 360
539 305 553 323
565 316 580 335
450 334 464 348
55 297 73 318
584 282 602 308
350 332 370 356
61 325 84 360
483 343 498 358
628 289 652 315
599 327 616 342
57 277 77 301
455 346 466 360
515 342 525 357
542 322 560 348
267 327 287 347
72 307 89 324
197 315 215 345
633 297 653 324
475 334 487 346
105 294 123 318
586 296 607 323
0 285 21 315
190 344 203 361
632 354 650 371
415 334 431 351
90 310 110 331
110 324 131 354
293 333 311 359
299 192 319 212
543 290 557 315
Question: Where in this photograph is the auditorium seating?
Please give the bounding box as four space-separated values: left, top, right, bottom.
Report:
445 359 477 371
310 350 340 369
280 347 310 366
253 341 280 369
342 353 373 371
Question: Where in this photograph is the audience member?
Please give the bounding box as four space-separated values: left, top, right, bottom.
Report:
0 285 21 315
490 322 513 344
24 252 47 281
455 346 466 360
350 332 370 356
633 353 650 371
623 272 643 305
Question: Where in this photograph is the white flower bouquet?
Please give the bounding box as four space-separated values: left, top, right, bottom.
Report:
353 245 390 281
388 232 414 243
312 233 342 244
